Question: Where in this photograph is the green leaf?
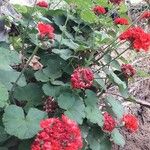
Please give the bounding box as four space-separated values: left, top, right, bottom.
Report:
18 140 32 150
14 83 43 108
65 0 93 8
94 74 106 90
81 125 89 139
119 3 128 14
95 0 108 6
0 46 26 90
65 97 85 124
34 70 50 82
111 60 120 70
0 69 26 90
104 54 111 63
42 83 62 98
0 47 20 70
57 92 75 109
136 69 150 78
85 106 103 127
85 90 98 106
84 90 103 126
0 126 9 143
3 105 47 139
0 82 9 108
52 49 73 60
42 55 66 80
55 35 79 50
111 129 125 147
106 96 124 119
87 128 112 150
105 69 128 98
42 83 70 98
80 10 97 23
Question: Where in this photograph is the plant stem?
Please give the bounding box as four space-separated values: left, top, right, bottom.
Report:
106 92 150 108
95 46 130 73
95 8 149 62
59 12 69 49
10 45 39 104
21 0 38 56
52 0 63 10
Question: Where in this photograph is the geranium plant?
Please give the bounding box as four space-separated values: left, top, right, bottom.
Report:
0 0 149 149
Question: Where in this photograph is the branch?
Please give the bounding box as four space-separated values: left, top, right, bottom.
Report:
106 92 150 109
10 45 39 104
95 8 149 62
134 99 150 108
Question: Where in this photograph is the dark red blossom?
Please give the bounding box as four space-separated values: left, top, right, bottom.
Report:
37 22 54 39
31 115 83 150
114 17 129 25
109 0 123 5
119 27 150 52
93 6 106 15
71 67 94 89
43 97 58 113
37 1 49 8
103 112 116 132
141 11 150 19
122 114 139 132
121 64 136 78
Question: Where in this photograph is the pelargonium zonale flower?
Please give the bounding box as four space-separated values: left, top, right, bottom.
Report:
93 6 106 15
119 27 150 52
140 11 150 20
114 17 129 25
36 0 49 8
103 112 116 132
71 67 94 89
122 114 139 133
37 22 55 39
31 115 83 150
121 64 136 78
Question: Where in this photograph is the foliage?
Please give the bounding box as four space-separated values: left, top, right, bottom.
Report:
0 0 148 149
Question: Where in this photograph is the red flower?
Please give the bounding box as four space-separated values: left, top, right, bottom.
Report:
71 67 94 89
121 64 136 78
93 6 106 15
37 22 55 39
122 114 139 132
114 17 129 25
37 1 49 8
141 11 150 19
31 115 83 150
103 112 116 132
109 0 123 5
119 27 150 52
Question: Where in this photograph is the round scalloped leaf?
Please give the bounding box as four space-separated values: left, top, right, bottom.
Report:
3 105 47 139
0 82 9 108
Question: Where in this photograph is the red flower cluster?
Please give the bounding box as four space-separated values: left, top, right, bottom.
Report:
103 112 116 132
43 97 58 113
141 11 150 20
37 22 55 39
93 6 106 15
114 17 129 25
36 1 49 8
121 64 136 78
31 115 83 150
71 67 94 89
109 0 123 5
122 114 139 132
119 27 150 52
